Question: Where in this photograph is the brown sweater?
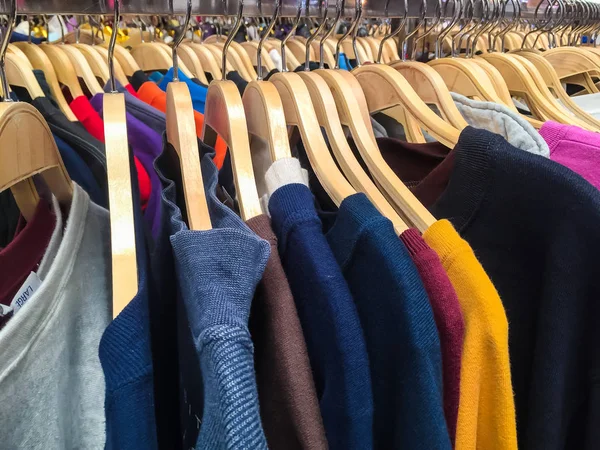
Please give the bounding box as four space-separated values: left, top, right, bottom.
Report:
247 214 328 450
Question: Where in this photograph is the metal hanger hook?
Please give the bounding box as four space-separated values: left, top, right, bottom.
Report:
221 0 245 80
172 0 192 82
305 0 329 70
107 0 120 92
257 0 281 79
0 0 16 102
377 0 408 63
321 0 343 69
281 0 303 72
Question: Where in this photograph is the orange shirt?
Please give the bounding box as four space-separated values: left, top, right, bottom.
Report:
137 82 227 169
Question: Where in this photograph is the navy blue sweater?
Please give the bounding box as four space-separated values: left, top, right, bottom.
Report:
327 193 450 450
269 183 374 450
428 127 600 450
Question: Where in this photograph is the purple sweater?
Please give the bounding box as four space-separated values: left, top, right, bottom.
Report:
540 121 600 190
400 228 465 447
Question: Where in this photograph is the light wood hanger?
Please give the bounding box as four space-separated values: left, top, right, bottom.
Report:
104 5 137 318
543 47 600 94
176 45 209 83
166 6 211 231
183 42 223 80
105 44 141 77
316 68 436 232
0 101 73 221
88 45 129 86
297 69 409 234
203 43 236 74
205 35 258 80
56 44 103 95
12 41 78 120
516 49 600 129
286 38 314 64
388 9 469 131
203 5 262 220
71 43 111 84
271 70 357 206
4 52 45 99
240 41 277 73
40 44 86 99
241 12 292 163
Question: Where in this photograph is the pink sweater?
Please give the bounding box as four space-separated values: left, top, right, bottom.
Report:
540 121 600 190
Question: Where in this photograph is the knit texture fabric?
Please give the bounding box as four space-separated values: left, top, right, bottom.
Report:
540 120 600 190
430 127 600 450
400 228 464 446
158 67 208 114
266 158 374 450
327 194 451 450
158 143 270 449
423 219 517 450
0 185 111 449
247 214 328 450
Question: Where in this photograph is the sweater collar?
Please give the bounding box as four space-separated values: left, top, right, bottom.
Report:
430 127 494 233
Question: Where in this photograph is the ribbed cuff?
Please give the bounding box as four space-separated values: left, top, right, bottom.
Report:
264 157 308 197
399 228 430 256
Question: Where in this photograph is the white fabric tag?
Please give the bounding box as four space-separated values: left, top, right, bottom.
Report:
10 271 42 314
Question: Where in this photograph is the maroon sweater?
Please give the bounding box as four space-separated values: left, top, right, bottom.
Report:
401 228 465 446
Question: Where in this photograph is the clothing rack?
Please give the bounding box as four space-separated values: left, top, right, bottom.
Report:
0 0 537 20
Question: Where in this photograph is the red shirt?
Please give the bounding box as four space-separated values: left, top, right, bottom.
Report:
70 96 151 210
0 200 55 311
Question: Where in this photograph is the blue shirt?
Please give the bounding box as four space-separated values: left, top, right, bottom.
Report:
327 193 451 449
99 152 159 450
154 138 270 449
158 67 208 114
53 134 104 207
268 182 374 450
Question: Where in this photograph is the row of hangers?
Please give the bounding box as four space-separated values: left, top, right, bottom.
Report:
2 0 599 318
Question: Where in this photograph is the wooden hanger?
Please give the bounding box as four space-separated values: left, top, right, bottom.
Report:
286 38 314 64
71 43 111 85
203 43 235 74
40 44 86 99
516 49 600 129
270 70 356 206
4 52 46 100
166 7 211 231
104 4 138 317
315 68 436 231
543 47 600 94
183 41 222 80
12 42 78 120
102 43 141 77
354 63 461 147
176 45 209 83
240 41 277 72
88 45 129 86
55 44 103 95
0 101 73 221
202 5 262 220
203 80 263 219
129 42 173 72
204 35 258 80
297 69 409 234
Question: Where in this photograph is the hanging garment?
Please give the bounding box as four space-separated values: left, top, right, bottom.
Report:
91 94 164 238
564 92 600 119
423 219 517 450
0 185 111 450
133 70 227 169
265 157 374 450
155 141 271 450
539 121 600 190
0 199 55 326
326 191 451 450
157 67 208 114
247 214 328 450
400 228 464 446
104 79 167 132
70 94 151 210
381 127 600 450
100 155 160 450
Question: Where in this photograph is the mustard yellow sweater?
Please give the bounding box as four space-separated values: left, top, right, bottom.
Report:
424 220 517 450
